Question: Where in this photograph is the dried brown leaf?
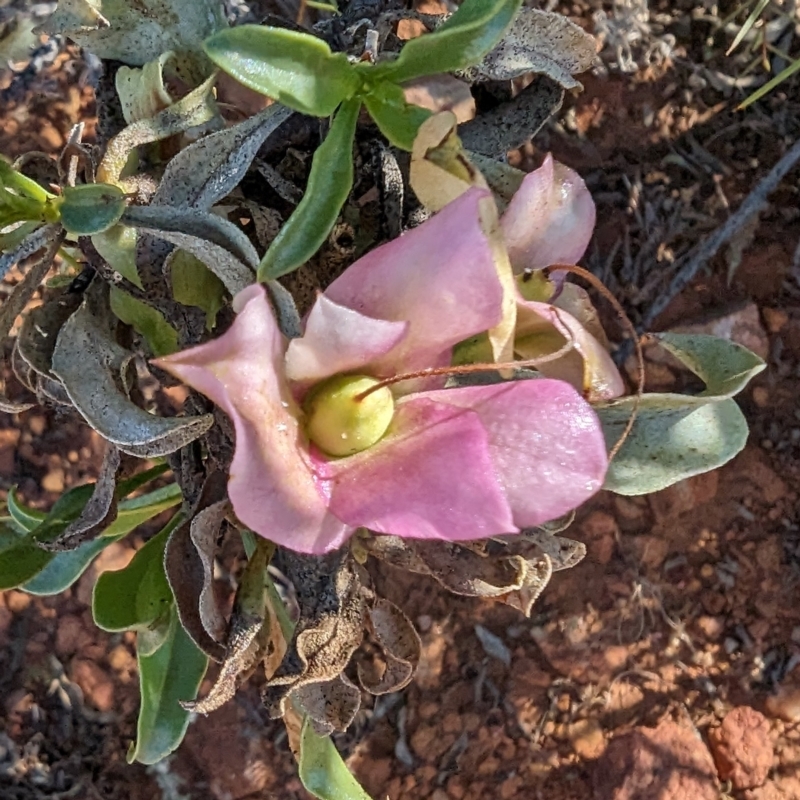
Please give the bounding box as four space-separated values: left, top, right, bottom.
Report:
164 471 228 662
262 550 366 733
358 598 420 695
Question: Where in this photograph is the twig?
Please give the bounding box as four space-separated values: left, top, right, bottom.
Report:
640 134 800 331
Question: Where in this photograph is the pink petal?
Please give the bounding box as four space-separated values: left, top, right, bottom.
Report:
324 189 504 384
500 154 596 271
422 381 608 527
315 396 516 540
516 297 625 401
154 285 349 554
285 294 408 387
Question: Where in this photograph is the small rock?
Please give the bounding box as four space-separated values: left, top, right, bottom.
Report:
27 415 47 436
708 706 772 790
568 718 606 760
765 685 800 723
70 659 115 712
55 614 93 658
593 719 718 800
696 616 725 640
580 511 618 565
5 590 31 614
629 534 669 569
42 467 65 493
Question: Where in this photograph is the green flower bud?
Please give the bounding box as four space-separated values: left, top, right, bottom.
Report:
304 374 394 458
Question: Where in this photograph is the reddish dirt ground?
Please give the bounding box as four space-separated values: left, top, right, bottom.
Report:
2 10 800 800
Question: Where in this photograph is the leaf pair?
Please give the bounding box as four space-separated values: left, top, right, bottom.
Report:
204 0 525 280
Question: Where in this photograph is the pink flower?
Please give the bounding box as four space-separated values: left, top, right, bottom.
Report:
500 153 596 273
498 155 624 401
154 189 608 554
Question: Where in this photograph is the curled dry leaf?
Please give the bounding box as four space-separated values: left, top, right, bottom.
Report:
362 534 558 616
515 529 586 572
358 598 421 695
262 550 366 733
97 73 219 187
15 287 83 381
0 226 64 412
183 537 272 713
51 300 214 457
153 104 294 211
363 534 527 597
292 675 362 736
463 8 596 89
460 76 564 159
498 553 553 616
164 471 229 662
39 444 126 552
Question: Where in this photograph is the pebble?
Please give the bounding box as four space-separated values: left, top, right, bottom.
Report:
592 719 718 800
568 718 606 760
708 706 772 790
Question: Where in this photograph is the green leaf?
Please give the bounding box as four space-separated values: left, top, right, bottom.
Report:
363 83 431 151
597 333 766 495
299 717 373 800
368 0 522 83
727 0 770 55
22 484 182 596
204 25 361 117
169 250 226 330
7 487 46 532
58 183 128 236
737 53 800 110
0 486 94 590
129 604 208 765
92 523 174 633
0 220 43 254
92 224 142 288
0 466 175 591
110 285 179 356
259 98 359 280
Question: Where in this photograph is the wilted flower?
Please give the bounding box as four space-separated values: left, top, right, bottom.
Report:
155 189 609 554
496 154 625 401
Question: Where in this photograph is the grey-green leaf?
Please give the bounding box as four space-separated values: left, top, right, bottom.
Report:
0 223 59 281
599 399 750 496
153 103 294 210
597 333 765 495
122 205 257 294
51 301 214 457
462 8 597 88
0 226 64 412
38 0 226 75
